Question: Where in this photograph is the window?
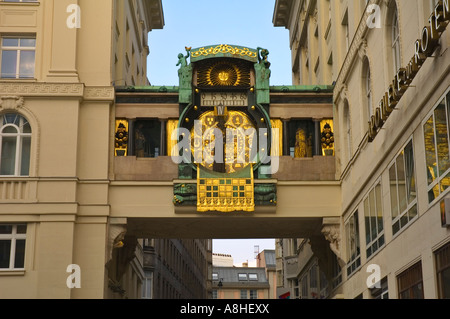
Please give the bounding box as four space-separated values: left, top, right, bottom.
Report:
1 37 36 79
435 242 450 299
389 139 417 235
238 273 247 281
331 254 342 290
371 277 389 299
391 7 401 73
141 271 153 299
212 272 218 281
240 290 247 299
212 290 218 299
248 273 258 281
365 63 373 119
362 57 374 121
288 120 315 158
0 113 32 176
423 91 450 203
0 224 27 270
249 290 257 299
134 119 161 158
345 211 361 277
397 262 424 299
343 100 352 162
301 275 308 299
364 182 385 258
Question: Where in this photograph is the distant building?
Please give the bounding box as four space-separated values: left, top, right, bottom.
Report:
142 239 212 299
213 253 234 267
256 250 278 299
212 266 271 299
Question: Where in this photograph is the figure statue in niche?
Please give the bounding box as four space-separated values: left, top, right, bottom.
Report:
135 123 146 158
295 129 307 158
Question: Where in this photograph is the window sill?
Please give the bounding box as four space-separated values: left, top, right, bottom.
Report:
0 269 25 276
0 78 37 83
0 1 39 6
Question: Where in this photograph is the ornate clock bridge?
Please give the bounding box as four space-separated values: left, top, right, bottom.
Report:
111 44 341 292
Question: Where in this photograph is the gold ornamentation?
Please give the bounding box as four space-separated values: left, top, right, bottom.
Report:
167 120 179 157
270 119 283 157
191 44 258 59
320 120 335 156
115 120 129 156
191 110 256 174
197 166 255 213
197 58 251 88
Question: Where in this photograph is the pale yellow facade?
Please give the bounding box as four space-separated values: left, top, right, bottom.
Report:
274 0 450 299
0 0 163 299
0 0 345 299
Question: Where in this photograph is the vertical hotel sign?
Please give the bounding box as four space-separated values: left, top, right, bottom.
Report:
368 0 450 142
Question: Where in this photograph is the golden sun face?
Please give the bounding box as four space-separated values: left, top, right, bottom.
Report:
218 71 230 83
196 59 251 88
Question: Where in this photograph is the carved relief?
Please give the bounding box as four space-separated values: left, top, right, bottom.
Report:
0 96 24 110
321 223 345 266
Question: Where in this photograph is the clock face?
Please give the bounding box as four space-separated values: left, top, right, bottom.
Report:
191 110 256 174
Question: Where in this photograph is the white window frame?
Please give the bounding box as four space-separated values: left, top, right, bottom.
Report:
0 36 36 79
422 87 450 205
388 137 418 236
345 210 361 278
238 273 248 281
364 180 385 259
0 224 27 270
391 8 401 74
248 273 258 281
0 113 32 177
141 271 153 299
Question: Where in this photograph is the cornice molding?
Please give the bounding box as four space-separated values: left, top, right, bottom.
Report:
0 82 115 101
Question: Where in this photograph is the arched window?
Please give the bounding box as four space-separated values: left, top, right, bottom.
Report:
366 66 373 119
362 57 373 121
0 113 32 176
391 5 401 74
343 100 352 162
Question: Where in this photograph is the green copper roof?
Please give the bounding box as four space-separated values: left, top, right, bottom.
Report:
269 85 334 93
115 86 179 93
115 85 335 94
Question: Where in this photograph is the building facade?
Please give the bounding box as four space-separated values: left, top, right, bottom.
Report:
142 239 212 299
256 249 278 299
274 0 450 299
212 266 271 299
0 0 170 299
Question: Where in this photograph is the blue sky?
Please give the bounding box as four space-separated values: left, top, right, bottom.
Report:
147 1 287 264
147 0 292 86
